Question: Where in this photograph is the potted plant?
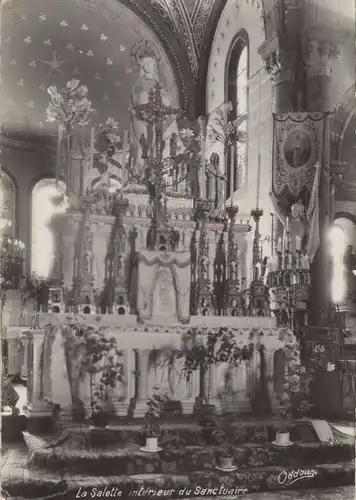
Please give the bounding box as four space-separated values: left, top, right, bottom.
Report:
218 445 235 470
83 329 123 428
143 394 163 451
182 331 217 423
274 392 293 446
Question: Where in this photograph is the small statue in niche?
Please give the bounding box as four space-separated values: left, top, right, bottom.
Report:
170 229 180 251
214 263 223 282
117 255 125 278
230 260 237 280
231 299 239 316
170 133 178 158
201 261 209 280
139 134 149 159
201 298 210 316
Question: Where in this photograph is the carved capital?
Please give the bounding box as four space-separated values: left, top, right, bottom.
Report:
304 40 341 78
259 38 297 84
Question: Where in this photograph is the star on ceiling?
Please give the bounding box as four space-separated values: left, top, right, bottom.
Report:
44 39 52 46
10 59 17 66
94 73 101 80
66 43 74 51
24 36 32 44
60 20 68 27
81 24 89 31
87 50 94 57
29 60 37 67
41 51 67 75
107 58 113 65
39 13 46 21
17 78 25 86
100 34 108 41
103 94 109 101
114 80 121 87
120 45 126 52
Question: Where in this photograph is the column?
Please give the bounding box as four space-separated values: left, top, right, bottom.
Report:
258 38 298 114
264 347 278 414
23 329 52 418
303 31 345 324
6 327 22 376
20 333 30 380
206 365 222 414
133 349 150 417
111 349 135 417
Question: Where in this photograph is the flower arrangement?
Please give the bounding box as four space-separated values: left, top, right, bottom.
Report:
46 79 94 130
46 80 95 200
274 328 313 444
19 273 51 313
95 118 122 163
68 323 124 427
182 328 254 406
144 394 164 438
207 102 247 154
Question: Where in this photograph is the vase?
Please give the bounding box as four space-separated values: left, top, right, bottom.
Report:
275 431 291 445
91 412 108 428
219 456 234 469
145 437 158 450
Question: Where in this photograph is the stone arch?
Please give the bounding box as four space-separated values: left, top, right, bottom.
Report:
206 0 266 115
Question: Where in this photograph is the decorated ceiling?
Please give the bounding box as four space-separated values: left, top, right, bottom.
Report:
0 0 180 134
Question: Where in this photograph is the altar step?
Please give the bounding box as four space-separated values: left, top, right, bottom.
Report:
2 461 354 499
2 420 354 499
24 434 354 476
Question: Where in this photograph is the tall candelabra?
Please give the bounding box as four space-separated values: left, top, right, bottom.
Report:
0 219 25 292
267 243 310 331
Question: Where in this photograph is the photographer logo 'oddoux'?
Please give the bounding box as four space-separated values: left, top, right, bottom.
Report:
278 468 318 486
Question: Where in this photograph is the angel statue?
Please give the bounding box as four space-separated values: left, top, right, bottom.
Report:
270 191 308 253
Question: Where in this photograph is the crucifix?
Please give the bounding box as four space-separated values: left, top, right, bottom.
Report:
138 83 180 246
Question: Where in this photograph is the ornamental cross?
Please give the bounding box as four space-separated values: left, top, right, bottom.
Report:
138 83 180 160
138 83 180 225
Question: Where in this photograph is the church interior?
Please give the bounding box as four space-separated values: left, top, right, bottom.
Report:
1 0 355 499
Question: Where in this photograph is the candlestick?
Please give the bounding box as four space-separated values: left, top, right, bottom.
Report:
56 124 64 184
230 144 235 199
256 153 261 209
271 213 274 256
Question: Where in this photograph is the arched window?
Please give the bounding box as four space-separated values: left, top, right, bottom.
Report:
31 179 66 278
226 31 249 197
0 170 16 237
328 225 347 303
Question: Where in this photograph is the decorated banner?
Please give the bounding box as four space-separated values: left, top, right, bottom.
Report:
272 112 327 197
